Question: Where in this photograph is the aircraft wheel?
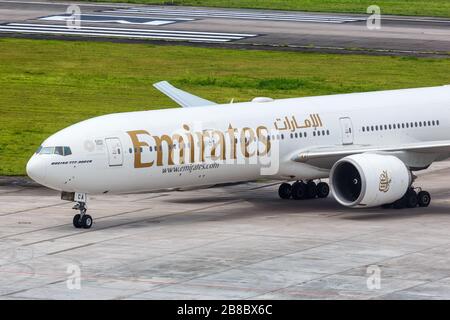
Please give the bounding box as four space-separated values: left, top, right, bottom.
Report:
292 182 307 200
306 181 318 199
393 197 406 209
418 191 431 207
81 215 93 229
405 189 418 208
278 183 292 199
73 214 82 228
316 182 330 199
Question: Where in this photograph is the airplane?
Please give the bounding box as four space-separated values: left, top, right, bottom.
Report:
26 82 449 229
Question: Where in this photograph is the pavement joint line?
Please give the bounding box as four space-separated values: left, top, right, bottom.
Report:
18 199 245 246
381 274 450 299
125 229 390 298
0 181 256 241
46 242 96 255
0 188 27 195
1 279 67 298
0 205 154 240
0 201 68 217
0 234 243 298
251 238 450 299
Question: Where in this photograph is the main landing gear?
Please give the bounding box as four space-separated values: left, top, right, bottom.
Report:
72 201 93 229
383 187 431 210
278 180 330 200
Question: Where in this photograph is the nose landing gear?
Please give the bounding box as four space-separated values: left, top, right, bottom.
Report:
61 192 93 229
278 180 330 200
72 202 93 229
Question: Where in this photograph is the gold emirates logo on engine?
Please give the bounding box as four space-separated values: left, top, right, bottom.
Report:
379 170 392 193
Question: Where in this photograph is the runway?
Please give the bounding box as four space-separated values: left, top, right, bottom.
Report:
0 0 449 56
1 161 450 299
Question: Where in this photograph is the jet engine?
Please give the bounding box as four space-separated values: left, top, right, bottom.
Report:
330 154 411 208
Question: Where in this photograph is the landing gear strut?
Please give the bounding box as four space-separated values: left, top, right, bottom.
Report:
72 201 93 229
278 180 329 200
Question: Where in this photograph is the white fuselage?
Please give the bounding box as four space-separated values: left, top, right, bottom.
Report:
26 86 450 195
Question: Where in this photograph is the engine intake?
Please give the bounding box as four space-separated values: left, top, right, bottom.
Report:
330 154 411 208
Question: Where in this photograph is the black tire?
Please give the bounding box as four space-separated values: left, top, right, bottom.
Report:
405 190 418 208
418 191 431 207
292 182 307 200
306 181 318 199
81 215 93 229
316 182 330 199
393 197 406 209
278 183 292 199
73 214 82 228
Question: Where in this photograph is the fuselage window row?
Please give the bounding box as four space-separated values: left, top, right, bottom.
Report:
361 120 440 133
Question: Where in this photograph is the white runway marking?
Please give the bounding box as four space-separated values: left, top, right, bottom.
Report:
105 7 367 24
0 23 258 42
40 13 195 26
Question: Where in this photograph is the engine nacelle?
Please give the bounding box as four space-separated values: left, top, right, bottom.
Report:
330 154 411 208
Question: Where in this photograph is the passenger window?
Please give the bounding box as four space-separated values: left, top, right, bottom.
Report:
437 120 440 125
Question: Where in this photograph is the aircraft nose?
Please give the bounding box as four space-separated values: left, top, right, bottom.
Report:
26 155 47 184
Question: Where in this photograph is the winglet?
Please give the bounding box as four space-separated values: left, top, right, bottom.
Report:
153 81 217 108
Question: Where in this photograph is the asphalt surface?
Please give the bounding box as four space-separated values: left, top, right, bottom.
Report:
0 0 449 56
1 161 450 299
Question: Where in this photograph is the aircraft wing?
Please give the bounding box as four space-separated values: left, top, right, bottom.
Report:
153 81 217 108
292 140 450 163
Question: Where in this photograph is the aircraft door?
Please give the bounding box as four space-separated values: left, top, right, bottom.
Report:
105 137 123 166
339 117 354 145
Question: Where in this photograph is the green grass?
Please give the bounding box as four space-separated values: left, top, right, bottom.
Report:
84 0 450 18
1 38 450 175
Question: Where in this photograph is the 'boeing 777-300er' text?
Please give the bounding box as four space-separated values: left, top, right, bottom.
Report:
26 82 450 228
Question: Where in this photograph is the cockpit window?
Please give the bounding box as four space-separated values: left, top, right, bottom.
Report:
54 147 64 156
39 147 54 154
37 146 72 156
